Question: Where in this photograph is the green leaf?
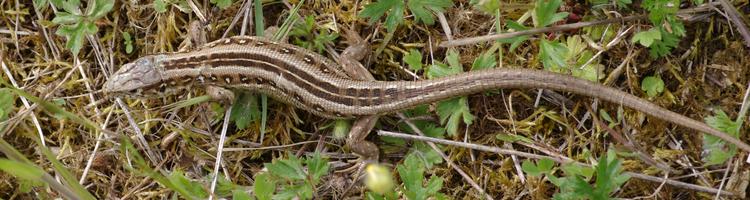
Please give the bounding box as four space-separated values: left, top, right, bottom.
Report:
61 0 81 14
495 133 534 143
253 173 275 200
33 0 49 11
521 158 555 176
497 20 530 51
406 0 453 25
210 0 233 9
435 97 474 136
230 92 261 129
640 75 664 97
533 0 568 27
539 39 569 71
168 171 209 199
470 0 500 13
561 164 594 180
359 0 405 32
591 149 630 199
154 0 168 13
232 189 252 200
89 0 114 19
426 50 462 79
703 109 739 165
0 88 16 121
404 49 424 71
55 22 87 55
426 50 474 136
51 12 82 24
123 32 133 54
470 51 496 71
631 28 662 47
398 153 428 200
305 152 330 183
648 28 680 58
0 159 45 181
265 155 306 180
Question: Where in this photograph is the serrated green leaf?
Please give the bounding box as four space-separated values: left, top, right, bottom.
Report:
436 97 474 136
404 49 424 71
648 28 680 58
55 22 86 55
407 0 452 25
703 109 739 165
305 152 329 183
360 0 405 32
230 92 260 129
398 153 427 200
51 12 82 24
561 164 594 180
470 51 496 71
424 175 444 195
521 160 544 176
539 39 569 71
640 76 664 97
533 0 568 27
90 0 113 19
168 171 209 199
254 173 275 200
265 155 306 180
631 28 661 47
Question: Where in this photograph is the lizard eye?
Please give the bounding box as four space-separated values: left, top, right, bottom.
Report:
136 58 150 66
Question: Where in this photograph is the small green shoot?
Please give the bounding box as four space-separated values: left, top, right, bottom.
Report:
51 0 114 55
703 109 739 165
122 32 134 54
640 75 664 98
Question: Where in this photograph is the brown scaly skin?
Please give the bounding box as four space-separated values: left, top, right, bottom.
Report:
103 35 750 158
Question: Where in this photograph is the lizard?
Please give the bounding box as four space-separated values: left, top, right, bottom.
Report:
102 35 750 161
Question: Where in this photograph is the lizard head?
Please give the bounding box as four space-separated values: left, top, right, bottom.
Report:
103 55 167 98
